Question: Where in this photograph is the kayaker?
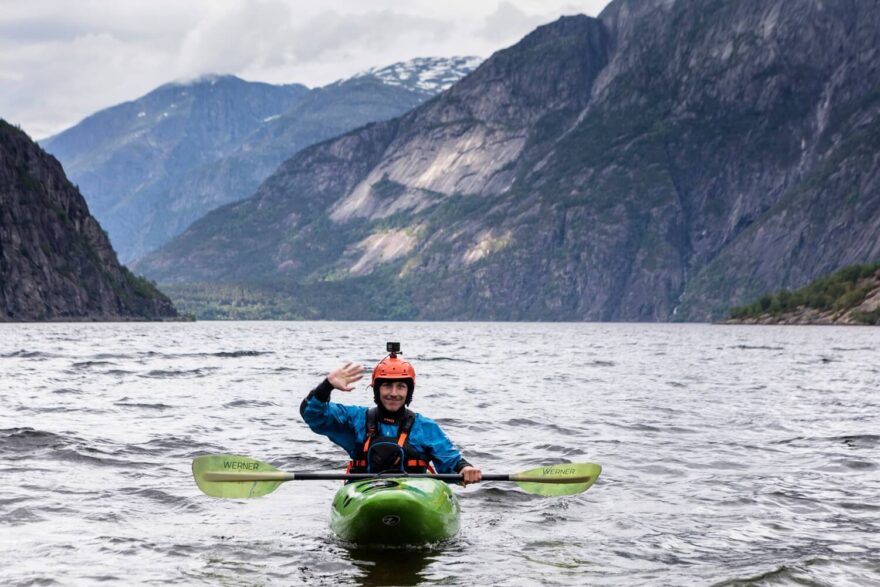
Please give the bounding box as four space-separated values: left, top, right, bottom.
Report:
300 343 482 486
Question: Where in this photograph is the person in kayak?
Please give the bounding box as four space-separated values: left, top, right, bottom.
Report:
300 343 482 486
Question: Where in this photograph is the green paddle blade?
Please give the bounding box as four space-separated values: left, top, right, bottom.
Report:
192 454 283 499
512 463 602 496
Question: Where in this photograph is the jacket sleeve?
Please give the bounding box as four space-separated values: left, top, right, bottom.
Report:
300 379 363 458
415 416 472 475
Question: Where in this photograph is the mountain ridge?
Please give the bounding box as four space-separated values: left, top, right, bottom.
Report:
41 58 480 262
137 2 880 321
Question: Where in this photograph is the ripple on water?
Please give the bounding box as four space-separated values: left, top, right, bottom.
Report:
1 322 878 586
0 350 59 359
223 399 278 408
70 360 115 369
51 387 83 395
1 507 44 526
127 435 219 457
140 367 218 378
118 487 202 511
774 434 880 449
0 428 70 452
0 427 157 470
731 344 786 351
135 349 271 359
113 400 174 410
710 556 880 587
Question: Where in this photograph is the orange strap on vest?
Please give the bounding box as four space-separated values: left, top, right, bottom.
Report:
346 459 434 474
346 408 431 474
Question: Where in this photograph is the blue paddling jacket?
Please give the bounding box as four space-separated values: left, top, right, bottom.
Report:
300 379 471 475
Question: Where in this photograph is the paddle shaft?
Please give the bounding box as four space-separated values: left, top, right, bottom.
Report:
202 471 593 484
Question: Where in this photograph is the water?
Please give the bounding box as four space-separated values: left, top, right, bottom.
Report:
1 321 878 586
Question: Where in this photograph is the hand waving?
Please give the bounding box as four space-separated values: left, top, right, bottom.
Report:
327 362 365 392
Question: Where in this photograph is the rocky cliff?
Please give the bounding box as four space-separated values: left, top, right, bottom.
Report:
42 58 480 263
0 120 176 321
136 0 880 321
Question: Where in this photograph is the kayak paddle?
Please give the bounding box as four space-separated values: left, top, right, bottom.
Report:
192 454 601 499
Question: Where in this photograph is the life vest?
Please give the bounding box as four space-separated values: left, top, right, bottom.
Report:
346 407 434 474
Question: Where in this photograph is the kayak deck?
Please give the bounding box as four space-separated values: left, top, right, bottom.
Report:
330 477 460 546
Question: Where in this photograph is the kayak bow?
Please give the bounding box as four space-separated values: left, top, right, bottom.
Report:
330 477 460 546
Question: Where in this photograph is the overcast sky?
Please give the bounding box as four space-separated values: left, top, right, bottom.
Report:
0 0 613 139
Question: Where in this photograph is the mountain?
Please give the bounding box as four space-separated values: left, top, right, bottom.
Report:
153 57 483 263
40 75 308 262
0 120 176 321
41 58 480 263
136 0 880 322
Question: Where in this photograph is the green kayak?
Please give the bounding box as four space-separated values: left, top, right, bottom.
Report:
330 477 460 546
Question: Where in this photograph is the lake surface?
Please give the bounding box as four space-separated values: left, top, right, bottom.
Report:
1 321 878 586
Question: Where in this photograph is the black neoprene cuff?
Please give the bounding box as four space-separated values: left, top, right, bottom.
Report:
312 378 334 402
299 378 334 418
454 459 472 473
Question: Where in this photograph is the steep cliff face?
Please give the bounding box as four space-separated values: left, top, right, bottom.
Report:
0 121 176 321
150 76 441 260
137 0 880 321
593 0 880 319
41 59 480 264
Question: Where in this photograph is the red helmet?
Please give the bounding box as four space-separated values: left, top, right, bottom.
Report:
371 355 416 387
371 350 416 406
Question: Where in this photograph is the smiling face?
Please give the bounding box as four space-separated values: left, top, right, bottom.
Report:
378 380 409 412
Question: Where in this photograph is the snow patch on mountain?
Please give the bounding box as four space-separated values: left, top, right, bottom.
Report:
347 56 484 95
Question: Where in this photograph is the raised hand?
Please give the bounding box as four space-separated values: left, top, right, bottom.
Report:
327 362 365 392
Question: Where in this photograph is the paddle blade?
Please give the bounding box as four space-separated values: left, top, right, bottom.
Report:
192 454 283 499
512 463 602 496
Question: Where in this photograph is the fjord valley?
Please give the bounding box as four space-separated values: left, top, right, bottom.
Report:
3 2 880 585
41 58 481 263
0 120 175 321
133 0 880 322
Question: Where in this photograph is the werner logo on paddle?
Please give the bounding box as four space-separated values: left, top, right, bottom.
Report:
193 455 601 502
224 460 260 471
542 466 577 476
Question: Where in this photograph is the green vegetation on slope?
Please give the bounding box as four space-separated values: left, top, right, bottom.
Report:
160 268 414 320
727 263 880 324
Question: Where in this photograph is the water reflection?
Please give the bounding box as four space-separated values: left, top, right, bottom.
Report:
346 547 436 586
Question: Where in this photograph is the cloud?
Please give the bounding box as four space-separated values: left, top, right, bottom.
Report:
173 5 454 83
0 1 201 43
0 1 202 138
287 10 452 62
0 0 613 139
480 2 547 43
1 32 172 139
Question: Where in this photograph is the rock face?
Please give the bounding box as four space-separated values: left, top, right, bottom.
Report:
0 120 176 321
137 0 880 321
41 58 480 263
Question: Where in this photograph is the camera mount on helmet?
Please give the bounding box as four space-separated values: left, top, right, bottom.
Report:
372 342 416 406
